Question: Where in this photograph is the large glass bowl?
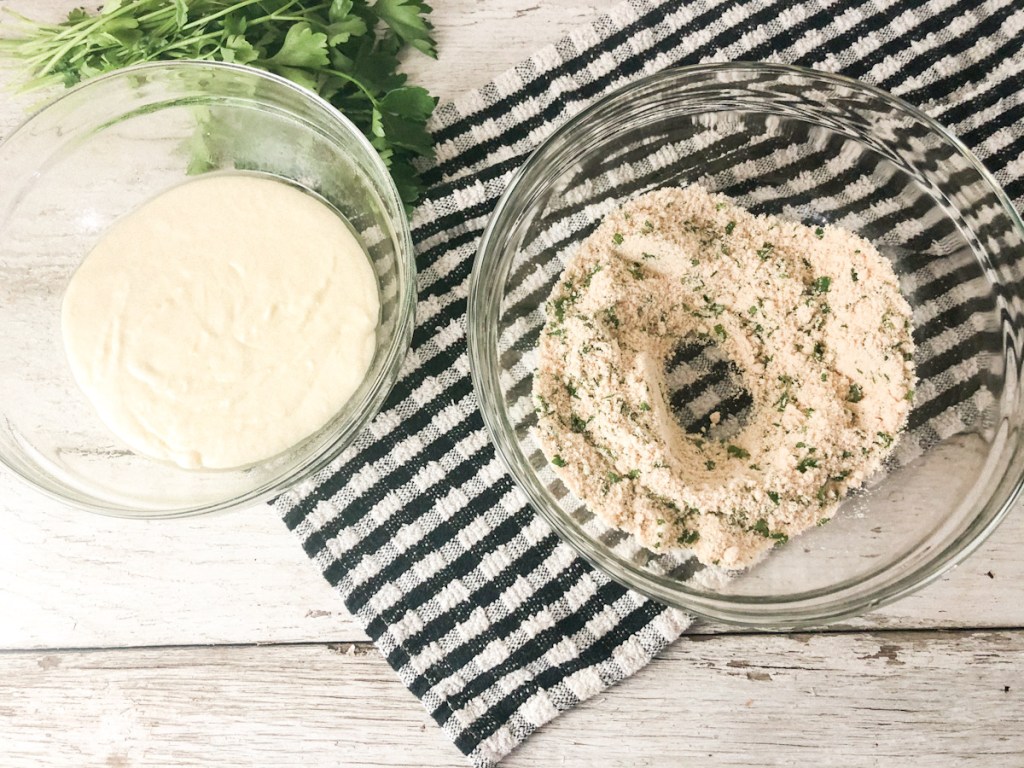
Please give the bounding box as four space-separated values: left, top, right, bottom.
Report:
0 62 415 517
468 63 1024 627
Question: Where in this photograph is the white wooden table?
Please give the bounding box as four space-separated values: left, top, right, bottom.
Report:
1 2 1022 766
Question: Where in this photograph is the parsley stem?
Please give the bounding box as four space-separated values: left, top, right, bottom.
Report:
150 8 336 61
149 32 223 58
179 0 301 32
35 0 156 74
323 67 380 105
1 0 438 209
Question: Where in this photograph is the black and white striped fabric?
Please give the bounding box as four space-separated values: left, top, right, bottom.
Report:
276 1 1024 765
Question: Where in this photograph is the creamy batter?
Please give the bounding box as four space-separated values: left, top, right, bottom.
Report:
62 174 379 470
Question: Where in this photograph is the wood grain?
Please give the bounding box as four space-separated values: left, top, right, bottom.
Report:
0 0 606 109
4 459 1024 649
1 1 1023 767
1 0 1023 650
2 630 1021 767
0 0 606 651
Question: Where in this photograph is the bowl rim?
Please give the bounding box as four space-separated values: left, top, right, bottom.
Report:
0 59 417 518
468 60 1024 627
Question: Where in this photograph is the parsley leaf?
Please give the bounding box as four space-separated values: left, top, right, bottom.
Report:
752 518 787 541
796 456 819 473
373 0 438 57
678 530 700 546
0 0 439 211
380 85 436 121
265 23 330 69
569 413 589 434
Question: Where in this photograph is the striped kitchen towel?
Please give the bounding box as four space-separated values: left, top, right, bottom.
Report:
276 1 1024 766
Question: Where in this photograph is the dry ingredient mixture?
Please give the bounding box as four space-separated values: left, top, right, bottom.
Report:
533 186 916 569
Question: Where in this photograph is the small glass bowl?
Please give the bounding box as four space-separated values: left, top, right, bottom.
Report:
469 63 1024 627
0 61 415 517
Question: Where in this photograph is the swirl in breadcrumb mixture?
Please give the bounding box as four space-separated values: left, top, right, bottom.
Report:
533 185 916 569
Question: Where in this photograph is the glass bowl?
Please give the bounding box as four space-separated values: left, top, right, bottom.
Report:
0 61 415 517
468 63 1024 627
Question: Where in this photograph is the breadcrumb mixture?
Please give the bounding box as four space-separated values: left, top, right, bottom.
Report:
533 186 916 569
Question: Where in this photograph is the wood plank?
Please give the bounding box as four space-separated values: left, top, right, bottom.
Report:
0 476 365 648
5 456 1024 650
0 0 605 650
1 630 1021 767
0 0 606 113
2 0 1024 652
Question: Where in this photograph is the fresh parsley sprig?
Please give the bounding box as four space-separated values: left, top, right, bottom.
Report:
0 0 438 210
